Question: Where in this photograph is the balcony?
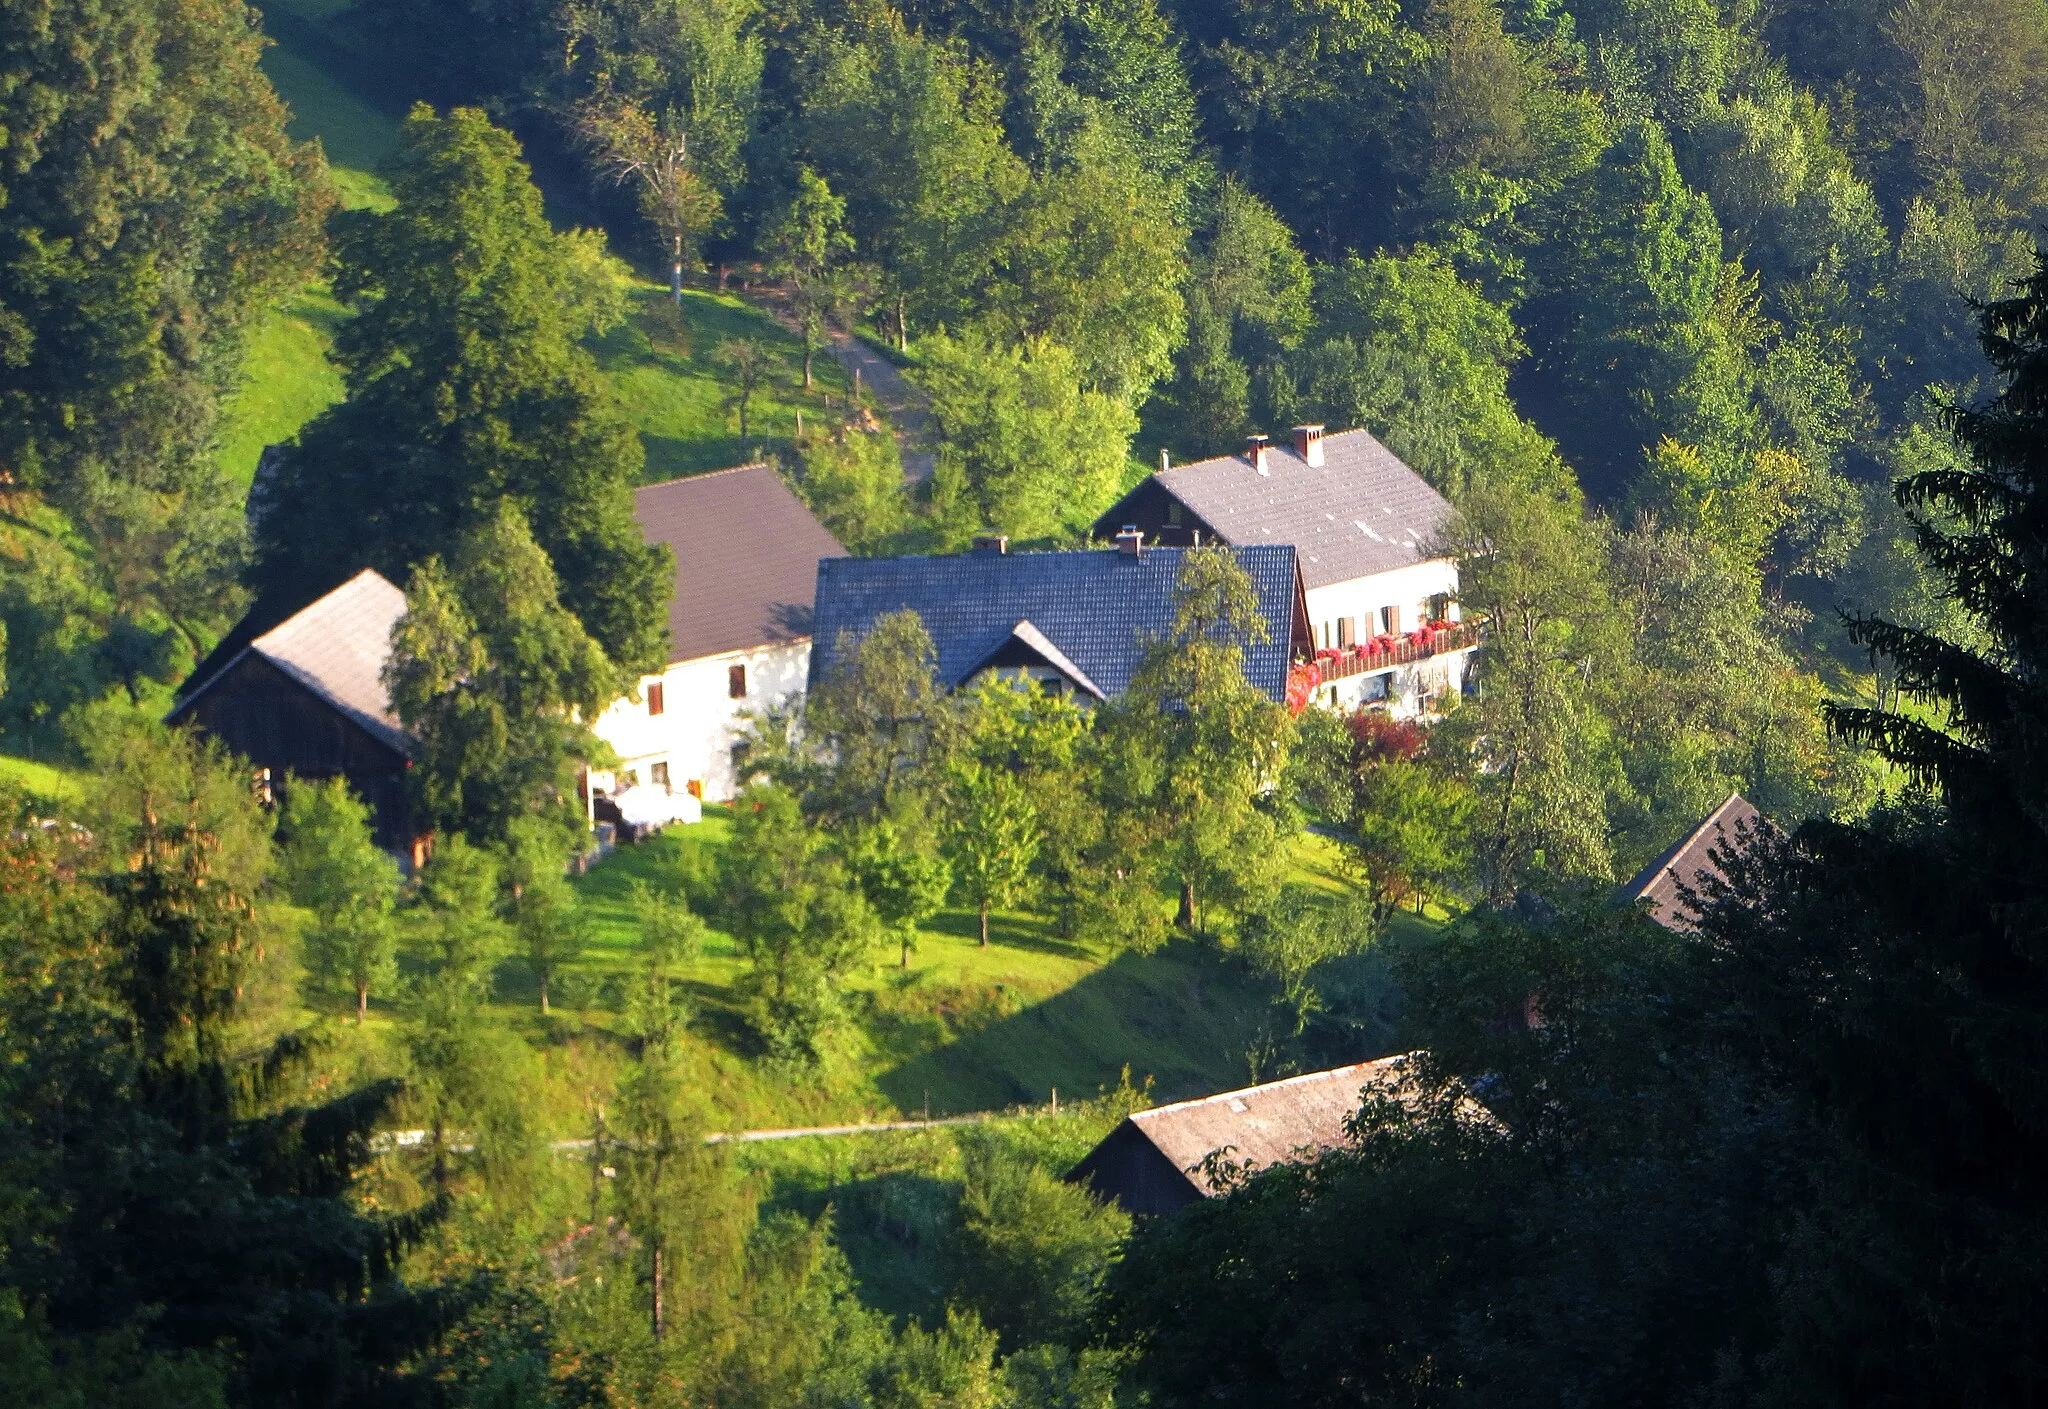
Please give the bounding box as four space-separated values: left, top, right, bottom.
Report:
1303 621 1482 682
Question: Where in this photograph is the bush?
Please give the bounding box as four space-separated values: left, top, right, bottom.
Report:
950 1138 1130 1351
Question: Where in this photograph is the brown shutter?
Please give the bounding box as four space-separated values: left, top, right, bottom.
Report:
1383 605 1402 636
647 681 665 715
728 664 747 699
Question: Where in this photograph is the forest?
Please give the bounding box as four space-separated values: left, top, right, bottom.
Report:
3 0 2048 1402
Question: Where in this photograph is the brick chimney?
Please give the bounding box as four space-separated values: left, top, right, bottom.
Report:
1115 525 1146 558
971 534 1008 555
1292 424 1325 467
1246 433 1270 475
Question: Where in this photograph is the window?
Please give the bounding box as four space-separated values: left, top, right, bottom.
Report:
1336 616 1354 648
1382 604 1403 636
728 664 748 699
1167 500 1182 525
647 681 665 716
650 761 670 789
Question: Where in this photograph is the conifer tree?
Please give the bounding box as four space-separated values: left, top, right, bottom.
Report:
1694 249 2048 1397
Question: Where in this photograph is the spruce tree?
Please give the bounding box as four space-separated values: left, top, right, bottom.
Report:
1693 249 2048 1398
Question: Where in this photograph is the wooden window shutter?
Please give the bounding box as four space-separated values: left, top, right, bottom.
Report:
1383 604 1402 636
647 681 665 715
729 664 747 699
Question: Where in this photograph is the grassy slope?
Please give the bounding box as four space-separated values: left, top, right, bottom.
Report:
235 1 869 489
0 754 84 806
542 808 1411 1130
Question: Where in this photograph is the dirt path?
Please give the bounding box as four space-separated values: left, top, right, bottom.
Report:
825 330 934 484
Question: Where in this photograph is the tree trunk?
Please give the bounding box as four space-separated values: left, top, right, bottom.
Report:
357 981 368 1025
902 932 912 967
979 901 990 948
803 341 815 389
1178 880 1196 930
897 294 907 352
651 1240 665 1341
540 976 550 1016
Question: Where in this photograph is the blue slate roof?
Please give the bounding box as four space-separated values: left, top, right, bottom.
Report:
810 545 1301 702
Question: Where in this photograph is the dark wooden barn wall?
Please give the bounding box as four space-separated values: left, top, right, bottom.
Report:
181 655 416 850
1066 1120 1204 1216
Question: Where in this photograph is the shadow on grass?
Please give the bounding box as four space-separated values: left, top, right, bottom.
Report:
918 907 1094 963
874 940 1278 1117
763 1166 960 1325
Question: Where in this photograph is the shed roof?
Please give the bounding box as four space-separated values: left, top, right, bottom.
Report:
808 544 1300 702
1075 1057 1410 1202
634 465 846 664
172 568 414 756
1096 429 1454 589
1621 792 1770 931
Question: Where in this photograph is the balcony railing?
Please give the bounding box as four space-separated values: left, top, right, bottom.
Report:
1304 621 1482 682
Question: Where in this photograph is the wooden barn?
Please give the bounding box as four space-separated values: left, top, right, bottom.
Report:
168 569 420 854
1067 1058 1409 1215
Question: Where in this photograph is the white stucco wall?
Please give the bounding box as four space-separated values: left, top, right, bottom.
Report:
1303 557 1472 719
591 639 810 802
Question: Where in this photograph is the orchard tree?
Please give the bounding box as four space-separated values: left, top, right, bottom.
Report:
766 167 863 389
846 819 951 967
718 785 879 1063
1095 546 1292 939
502 817 590 1014
280 777 400 1022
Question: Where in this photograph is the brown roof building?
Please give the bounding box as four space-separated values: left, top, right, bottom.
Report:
1620 792 1771 932
593 465 847 801
1067 1057 1410 1215
633 464 846 664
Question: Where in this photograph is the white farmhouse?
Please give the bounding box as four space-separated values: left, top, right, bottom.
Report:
1093 426 1476 717
590 464 845 802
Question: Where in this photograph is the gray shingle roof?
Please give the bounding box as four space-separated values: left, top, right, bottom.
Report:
1621 793 1771 931
1099 428 1454 589
172 568 414 755
635 465 846 664
808 545 1300 702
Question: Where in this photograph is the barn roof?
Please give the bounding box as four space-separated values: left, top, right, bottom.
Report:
171 568 413 756
1069 1057 1411 1210
1094 429 1454 589
808 544 1300 703
1620 792 1770 931
634 465 845 664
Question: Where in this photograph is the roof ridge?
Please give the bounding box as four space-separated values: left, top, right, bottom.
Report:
635 462 770 493
1129 1056 1405 1126
250 566 399 652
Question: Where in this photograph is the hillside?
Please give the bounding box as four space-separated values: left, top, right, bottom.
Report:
222 0 869 490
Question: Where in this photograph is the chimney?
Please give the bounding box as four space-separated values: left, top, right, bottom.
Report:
971 534 1008 555
1292 424 1326 467
1160 446 1171 473
1115 525 1146 558
1246 433 1270 475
